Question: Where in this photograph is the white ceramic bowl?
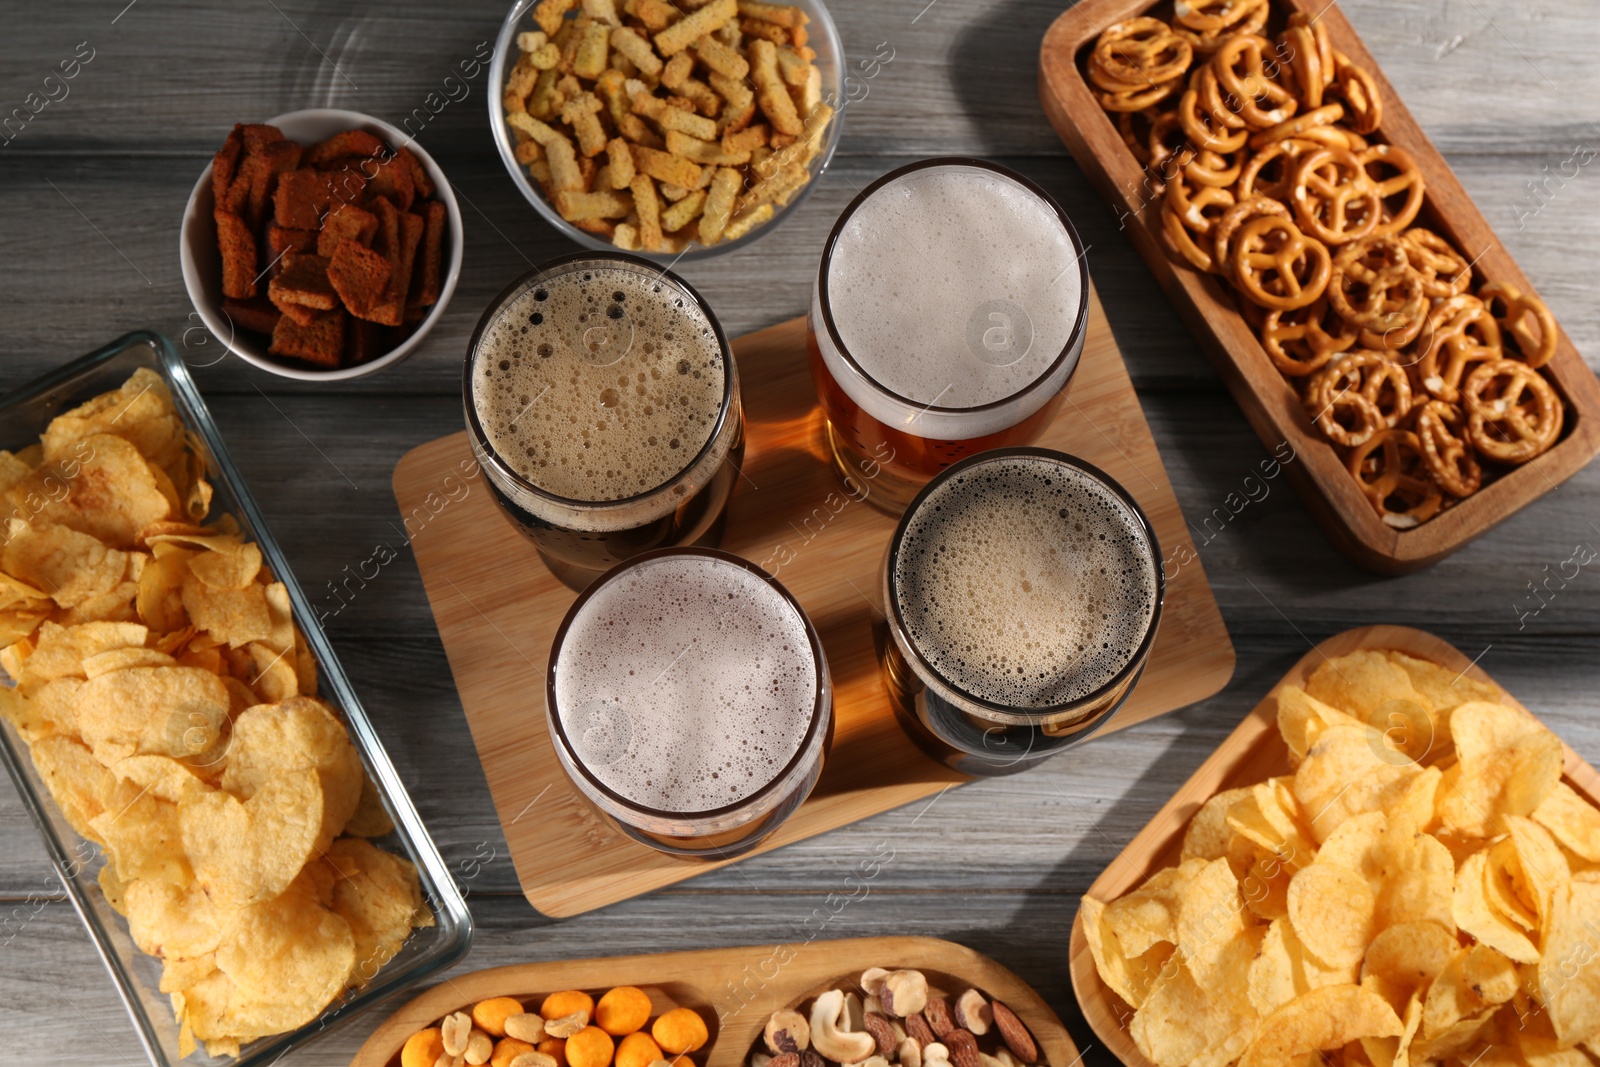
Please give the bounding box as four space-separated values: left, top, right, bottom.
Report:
179 108 464 381
487 0 845 262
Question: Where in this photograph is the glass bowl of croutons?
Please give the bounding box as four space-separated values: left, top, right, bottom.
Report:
490 0 844 260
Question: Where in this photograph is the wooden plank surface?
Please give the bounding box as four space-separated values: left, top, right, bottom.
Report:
1 0 1598 1065
394 297 1233 917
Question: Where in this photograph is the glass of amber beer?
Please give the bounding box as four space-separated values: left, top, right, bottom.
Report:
465 253 744 587
880 448 1163 776
546 547 832 857
809 158 1090 513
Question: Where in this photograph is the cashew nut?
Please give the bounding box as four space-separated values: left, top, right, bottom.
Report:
809 989 877 1063
898 1038 923 1067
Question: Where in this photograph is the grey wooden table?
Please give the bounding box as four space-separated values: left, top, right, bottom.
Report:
2 1 1598 1064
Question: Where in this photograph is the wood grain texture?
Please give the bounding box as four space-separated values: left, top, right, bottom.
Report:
393 297 1234 916
349 936 1079 1067
1038 0 1600 574
1066 624 1600 1067
3 1 1600 1064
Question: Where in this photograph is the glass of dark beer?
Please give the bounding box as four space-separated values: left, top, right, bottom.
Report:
465 253 744 587
809 158 1090 513
546 547 832 857
879 448 1163 776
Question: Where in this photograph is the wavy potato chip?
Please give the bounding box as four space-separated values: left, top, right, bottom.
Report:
1178 858 1252 986
1104 861 1197 958
1422 944 1518 1036
16 620 148 692
1453 850 1541 963
1385 649 1501 710
1288 862 1375 969
1276 685 1363 767
1293 723 1423 843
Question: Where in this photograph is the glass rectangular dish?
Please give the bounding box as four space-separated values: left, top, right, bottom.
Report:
0 331 473 1067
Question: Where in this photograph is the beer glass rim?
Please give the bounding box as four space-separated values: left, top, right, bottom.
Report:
463 251 737 512
545 546 831 821
816 157 1090 416
884 446 1166 725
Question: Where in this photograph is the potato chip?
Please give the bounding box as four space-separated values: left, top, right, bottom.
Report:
98 862 128 915
180 768 324 908
1360 921 1458 1009
159 952 217 995
1238 847 1295 921
1377 828 1455 932
1306 652 1426 720
12 620 147 692
92 780 190 885
1357 988 1423 1067
28 434 174 548
41 367 184 470
1454 849 1541 963
1385 650 1501 710
136 544 192 632
1248 917 1356 1016
1082 894 1175 1010
1104 860 1197 957
81 646 176 678
1132 946 1260 1067
342 773 394 838
1293 724 1422 843
72 665 230 765
1422 944 1517 1036
1276 685 1363 767
1535 782 1600 864
222 697 362 845
1505 815 1571 929
324 837 433 986
1439 702 1563 837
186 539 262 590
2 522 128 608
1177 858 1253 986
107 754 210 804
1288 862 1375 969
1 685 55 743
30 734 110 841
181 572 272 647
123 878 227 959
1238 985 1403 1067
1407 1008 1496 1063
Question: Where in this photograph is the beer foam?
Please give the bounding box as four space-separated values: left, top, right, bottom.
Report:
472 264 725 501
892 455 1158 707
817 164 1085 438
553 553 819 812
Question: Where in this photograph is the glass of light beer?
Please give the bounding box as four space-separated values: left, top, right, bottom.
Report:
879 448 1163 776
465 253 743 587
809 158 1090 513
546 547 832 857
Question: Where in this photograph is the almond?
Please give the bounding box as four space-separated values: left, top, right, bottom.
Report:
989 1003 1037 1064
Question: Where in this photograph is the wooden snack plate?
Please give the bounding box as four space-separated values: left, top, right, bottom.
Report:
393 290 1235 918
1038 1 1600 574
1067 624 1600 1066
349 936 1079 1067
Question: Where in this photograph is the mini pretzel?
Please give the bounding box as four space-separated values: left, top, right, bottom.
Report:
1162 179 1236 272
1346 429 1443 528
1185 148 1242 187
1280 23 1324 107
1146 111 1191 182
1172 0 1264 34
1230 214 1331 309
1331 51 1382 134
1212 195 1289 283
1117 110 1155 165
1287 12 1335 88
1416 336 1498 404
1327 237 1427 350
1463 358 1562 464
1415 294 1502 391
1096 80 1182 112
1211 34 1298 128
1413 399 1481 497
1359 144 1424 235
1090 18 1194 92
1178 66 1249 153
1236 137 1318 200
1402 228 1472 298
1249 103 1345 150
1258 296 1357 376
1309 349 1412 435
1290 146 1380 245
1480 280 1558 369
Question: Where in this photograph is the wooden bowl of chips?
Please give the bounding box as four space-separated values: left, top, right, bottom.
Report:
1068 624 1600 1066
179 108 464 381
487 0 845 260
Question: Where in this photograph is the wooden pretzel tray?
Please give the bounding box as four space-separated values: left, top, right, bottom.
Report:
393 289 1235 917
1067 624 1600 1065
1039 0 1600 574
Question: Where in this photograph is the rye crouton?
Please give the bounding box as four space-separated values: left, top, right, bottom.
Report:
215 209 258 299
269 308 346 367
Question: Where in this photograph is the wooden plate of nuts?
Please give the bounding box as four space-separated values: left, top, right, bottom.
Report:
347 937 1080 1067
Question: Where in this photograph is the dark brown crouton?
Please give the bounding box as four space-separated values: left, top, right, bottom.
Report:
221 296 281 335
268 252 338 311
304 129 385 167
409 199 447 308
215 209 258 299
316 201 378 257
269 307 346 367
327 240 392 321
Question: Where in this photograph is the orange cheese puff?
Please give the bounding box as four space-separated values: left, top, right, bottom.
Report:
539 1037 570 1067
615 1031 664 1067
542 990 597 1020
402 1028 446 1067
474 997 527 1038
652 1009 709 1054
491 1038 536 1067
566 1025 615 1067
597 987 654 1036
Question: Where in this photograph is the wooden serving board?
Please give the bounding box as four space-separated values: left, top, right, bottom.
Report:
394 289 1235 917
1039 2 1600 574
1067 624 1600 1067
349 936 1080 1067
